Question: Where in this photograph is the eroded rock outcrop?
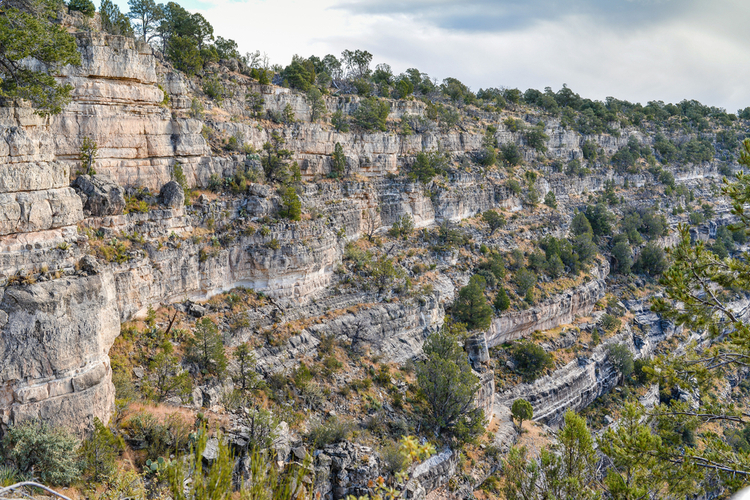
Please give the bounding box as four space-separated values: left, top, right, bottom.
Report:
0 272 120 435
487 271 607 347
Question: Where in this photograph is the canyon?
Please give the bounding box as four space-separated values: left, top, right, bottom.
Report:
0 23 737 499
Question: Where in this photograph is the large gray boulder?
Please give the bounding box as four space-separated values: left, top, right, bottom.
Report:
159 180 185 208
73 175 126 216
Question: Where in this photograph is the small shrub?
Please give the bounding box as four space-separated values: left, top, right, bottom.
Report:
1 420 81 486
68 0 95 16
306 418 352 449
202 76 226 103
80 417 124 481
510 342 553 381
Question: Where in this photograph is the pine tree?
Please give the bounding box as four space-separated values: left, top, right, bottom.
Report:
330 142 346 178
416 322 484 444
233 343 258 394
186 318 227 377
279 186 301 221
494 287 510 311
307 87 327 122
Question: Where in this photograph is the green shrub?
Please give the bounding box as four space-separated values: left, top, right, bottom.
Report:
634 242 668 276
202 76 226 103
601 313 622 333
608 343 634 382
80 418 124 481
331 110 350 132
122 412 191 460
506 179 522 195
68 0 95 16
510 342 553 381
1 420 81 486
354 97 390 131
501 143 522 166
306 417 352 449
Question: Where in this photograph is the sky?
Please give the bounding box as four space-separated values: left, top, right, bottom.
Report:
114 0 750 112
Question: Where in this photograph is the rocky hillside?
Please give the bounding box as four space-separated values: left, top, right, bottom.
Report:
0 13 747 499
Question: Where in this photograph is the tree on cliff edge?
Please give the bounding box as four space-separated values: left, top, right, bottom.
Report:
0 0 81 115
452 274 493 331
416 321 485 446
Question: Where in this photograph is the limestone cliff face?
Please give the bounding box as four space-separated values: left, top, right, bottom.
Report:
0 28 711 438
0 109 84 239
487 270 608 347
0 272 120 435
50 33 209 190
494 301 679 428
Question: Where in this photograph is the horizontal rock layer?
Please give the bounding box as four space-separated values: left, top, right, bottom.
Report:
0 273 119 435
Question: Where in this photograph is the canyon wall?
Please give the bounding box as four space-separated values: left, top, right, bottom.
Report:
0 28 714 436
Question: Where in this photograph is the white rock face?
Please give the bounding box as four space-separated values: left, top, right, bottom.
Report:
487 272 608 346
0 272 120 435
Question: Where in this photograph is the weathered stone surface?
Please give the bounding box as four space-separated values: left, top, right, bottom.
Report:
0 273 120 435
487 270 608 347
159 180 185 208
314 441 381 500
74 175 126 216
0 188 83 236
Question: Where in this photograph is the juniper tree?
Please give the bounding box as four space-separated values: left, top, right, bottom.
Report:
416 322 484 444
482 210 506 235
307 86 326 122
511 399 533 431
0 0 81 115
452 274 493 331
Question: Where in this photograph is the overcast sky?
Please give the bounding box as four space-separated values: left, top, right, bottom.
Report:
114 0 750 112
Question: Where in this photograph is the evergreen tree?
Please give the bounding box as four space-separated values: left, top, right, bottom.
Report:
79 136 98 175
101 0 134 36
0 0 81 115
80 418 124 482
261 132 293 184
186 317 227 377
503 410 600 500
127 0 162 42
306 86 327 122
330 142 346 178
482 210 506 235
641 140 750 491
544 190 557 209
633 242 667 276
571 211 593 236
511 399 533 431
233 343 258 394
453 275 493 331
416 322 484 444
279 186 301 221
494 287 510 311
353 96 390 131
611 237 633 274
145 341 192 402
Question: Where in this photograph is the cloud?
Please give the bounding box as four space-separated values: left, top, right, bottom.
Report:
112 0 750 110
332 0 699 33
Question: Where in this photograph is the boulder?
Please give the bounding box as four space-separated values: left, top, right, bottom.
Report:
159 180 185 208
73 175 126 216
202 437 219 464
